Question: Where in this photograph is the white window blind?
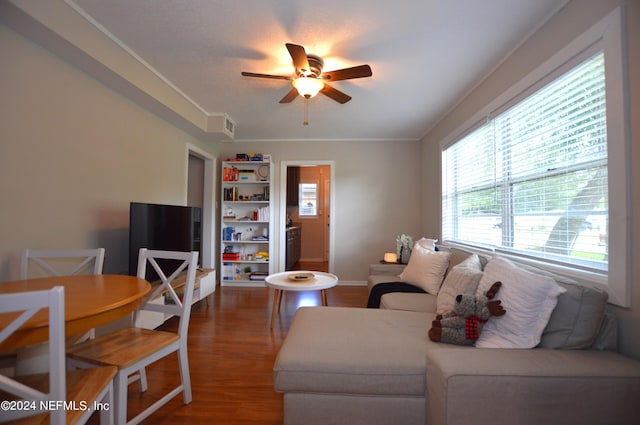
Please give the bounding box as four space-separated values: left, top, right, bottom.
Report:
442 52 607 272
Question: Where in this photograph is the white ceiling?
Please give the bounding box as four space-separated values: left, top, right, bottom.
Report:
62 0 567 142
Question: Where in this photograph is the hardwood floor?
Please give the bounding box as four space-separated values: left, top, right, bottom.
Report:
104 284 368 424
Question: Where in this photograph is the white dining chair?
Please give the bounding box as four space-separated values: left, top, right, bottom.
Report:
0 286 116 425
20 248 106 346
67 248 199 425
20 248 106 280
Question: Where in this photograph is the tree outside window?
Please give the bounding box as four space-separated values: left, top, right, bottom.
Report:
442 52 608 271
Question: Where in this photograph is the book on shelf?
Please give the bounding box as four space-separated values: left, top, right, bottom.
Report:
222 252 240 261
222 262 236 281
223 187 238 201
250 272 268 281
256 206 269 221
223 227 235 241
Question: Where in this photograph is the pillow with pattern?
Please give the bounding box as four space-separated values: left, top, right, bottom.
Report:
475 256 566 349
436 254 483 315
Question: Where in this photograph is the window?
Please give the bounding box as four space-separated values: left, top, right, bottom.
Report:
299 182 318 216
440 8 629 306
443 52 607 269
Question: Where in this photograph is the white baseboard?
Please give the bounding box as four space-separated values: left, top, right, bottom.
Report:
336 280 367 286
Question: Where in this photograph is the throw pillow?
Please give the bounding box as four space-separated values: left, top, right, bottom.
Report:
539 281 608 349
475 256 566 349
504 262 607 349
415 237 438 250
436 254 483 315
398 244 451 295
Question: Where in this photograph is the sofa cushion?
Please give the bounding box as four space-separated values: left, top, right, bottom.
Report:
426 347 640 425
368 274 403 293
398 245 451 295
591 311 618 351
274 307 450 396
539 281 608 349
442 246 489 275
380 292 436 312
475 256 566 349
436 254 483 315
368 282 426 309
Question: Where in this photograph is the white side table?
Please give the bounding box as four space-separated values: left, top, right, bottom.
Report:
369 262 406 276
265 271 339 328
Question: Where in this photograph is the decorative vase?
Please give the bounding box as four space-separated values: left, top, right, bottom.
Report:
399 246 411 264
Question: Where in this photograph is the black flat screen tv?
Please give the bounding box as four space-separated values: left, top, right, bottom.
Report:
129 202 201 282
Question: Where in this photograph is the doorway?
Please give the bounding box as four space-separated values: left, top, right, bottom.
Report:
279 161 335 273
187 146 216 270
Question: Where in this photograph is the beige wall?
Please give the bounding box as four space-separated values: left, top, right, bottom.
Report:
420 0 640 360
0 18 423 285
0 25 220 280
220 140 422 282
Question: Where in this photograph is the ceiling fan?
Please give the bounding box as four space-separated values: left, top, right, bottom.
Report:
241 43 372 104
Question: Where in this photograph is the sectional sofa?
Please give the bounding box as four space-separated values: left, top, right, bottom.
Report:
273 245 640 425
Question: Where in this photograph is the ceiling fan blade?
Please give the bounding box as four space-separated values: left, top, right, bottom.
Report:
241 71 291 81
322 64 372 81
286 43 311 74
279 88 299 103
320 84 352 104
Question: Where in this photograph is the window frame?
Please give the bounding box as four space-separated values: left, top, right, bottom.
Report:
298 180 319 218
439 7 630 306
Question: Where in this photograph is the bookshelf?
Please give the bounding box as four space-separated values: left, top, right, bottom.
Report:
220 158 273 286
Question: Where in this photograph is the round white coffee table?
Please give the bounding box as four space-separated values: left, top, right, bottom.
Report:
265 271 339 328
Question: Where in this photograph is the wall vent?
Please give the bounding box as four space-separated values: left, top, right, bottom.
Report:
225 115 235 137
206 114 235 140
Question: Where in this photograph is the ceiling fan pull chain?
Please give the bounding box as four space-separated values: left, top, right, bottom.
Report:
303 97 310 126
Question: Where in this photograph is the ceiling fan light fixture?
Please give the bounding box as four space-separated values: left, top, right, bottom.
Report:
242 43 371 104
293 77 324 99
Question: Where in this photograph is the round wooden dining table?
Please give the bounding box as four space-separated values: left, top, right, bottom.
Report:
0 274 151 351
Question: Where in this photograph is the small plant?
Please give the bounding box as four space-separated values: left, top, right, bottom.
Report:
396 234 414 264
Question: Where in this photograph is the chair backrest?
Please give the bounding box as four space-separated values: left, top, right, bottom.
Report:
136 248 199 339
20 248 106 279
0 286 66 424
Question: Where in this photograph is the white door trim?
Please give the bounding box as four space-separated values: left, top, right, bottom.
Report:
279 160 335 273
186 144 216 269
